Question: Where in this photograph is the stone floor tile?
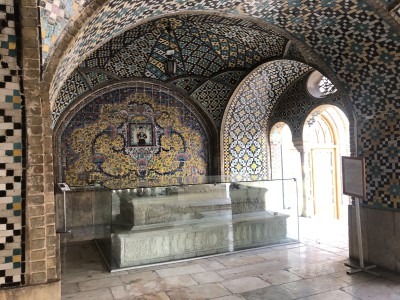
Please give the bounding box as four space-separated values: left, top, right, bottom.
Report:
200 260 226 271
342 278 400 299
119 270 158 284
217 261 290 281
282 275 349 297
242 274 349 300
191 271 225 284
158 275 198 290
221 276 270 294
62 287 113 300
156 264 206 278
257 249 299 260
79 276 123 292
327 254 349 262
125 281 160 297
218 254 265 267
329 270 379 285
167 283 230 299
258 269 303 285
135 292 171 300
61 282 80 295
314 245 343 253
298 289 358 299
213 295 246 300
110 285 130 300
241 285 297 300
62 269 106 285
123 275 198 297
288 260 349 278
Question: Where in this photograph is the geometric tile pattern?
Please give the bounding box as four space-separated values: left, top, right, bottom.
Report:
170 77 204 95
269 72 347 139
39 0 92 64
85 71 114 88
46 1 400 208
51 14 289 125
213 71 246 86
191 80 233 128
222 60 312 180
0 2 24 287
52 71 89 123
359 110 400 208
56 81 210 189
286 42 306 62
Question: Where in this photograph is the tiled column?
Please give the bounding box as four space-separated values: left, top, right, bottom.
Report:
0 1 24 288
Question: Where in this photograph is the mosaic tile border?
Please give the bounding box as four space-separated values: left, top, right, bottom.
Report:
0 1 25 288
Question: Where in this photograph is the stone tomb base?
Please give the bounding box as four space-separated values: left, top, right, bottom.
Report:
112 211 289 268
105 184 290 268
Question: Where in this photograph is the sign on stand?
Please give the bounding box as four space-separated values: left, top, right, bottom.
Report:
341 156 379 276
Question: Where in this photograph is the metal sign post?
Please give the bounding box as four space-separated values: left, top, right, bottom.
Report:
344 197 379 276
57 183 71 234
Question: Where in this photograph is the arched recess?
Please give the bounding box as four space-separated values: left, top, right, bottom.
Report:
53 80 216 189
34 2 398 206
270 122 302 210
303 105 350 219
221 60 313 180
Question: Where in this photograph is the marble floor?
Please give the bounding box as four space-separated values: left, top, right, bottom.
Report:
61 218 400 300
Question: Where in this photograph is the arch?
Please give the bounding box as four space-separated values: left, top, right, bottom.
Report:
44 1 400 121
270 122 302 210
53 80 216 189
35 4 399 206
303 105 350 219
270 122 295 179
221 59 312 180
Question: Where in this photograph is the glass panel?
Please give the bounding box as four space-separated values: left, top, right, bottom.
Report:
93 188 113 269
94 177 299 271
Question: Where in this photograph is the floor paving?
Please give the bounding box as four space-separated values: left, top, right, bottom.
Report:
61 217 400 299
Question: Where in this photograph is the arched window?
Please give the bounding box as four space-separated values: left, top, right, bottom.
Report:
307 71 337 98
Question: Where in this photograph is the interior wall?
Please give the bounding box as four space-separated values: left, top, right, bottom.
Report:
2 0 398 292
0 2 25 288
55 82 211 189
222 60 312 180
42 1 399 208
268 73 351 140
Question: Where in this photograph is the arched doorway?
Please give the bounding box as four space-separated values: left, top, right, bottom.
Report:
270 122 302 210
303 105 350 220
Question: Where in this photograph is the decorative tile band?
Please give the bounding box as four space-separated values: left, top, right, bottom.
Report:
0 2 25 288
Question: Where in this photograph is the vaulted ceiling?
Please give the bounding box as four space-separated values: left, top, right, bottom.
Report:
52 14 309 127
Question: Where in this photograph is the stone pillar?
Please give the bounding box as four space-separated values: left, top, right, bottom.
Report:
293 138 312 217
19 0 59 292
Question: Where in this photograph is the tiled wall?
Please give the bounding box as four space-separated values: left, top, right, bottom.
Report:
268 73 348 140
50 14 290 125
0 2 25 288
39 0 92 64
56 82 210 189
222 60 312 179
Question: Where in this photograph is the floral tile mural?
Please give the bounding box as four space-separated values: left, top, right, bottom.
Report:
57 82 210 189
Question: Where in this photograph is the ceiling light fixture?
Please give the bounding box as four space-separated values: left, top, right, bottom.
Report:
164 21 176 77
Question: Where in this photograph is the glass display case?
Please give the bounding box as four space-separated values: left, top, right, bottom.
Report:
94 177 299 271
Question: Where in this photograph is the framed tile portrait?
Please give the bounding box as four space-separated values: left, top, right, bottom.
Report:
129 123 154 147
